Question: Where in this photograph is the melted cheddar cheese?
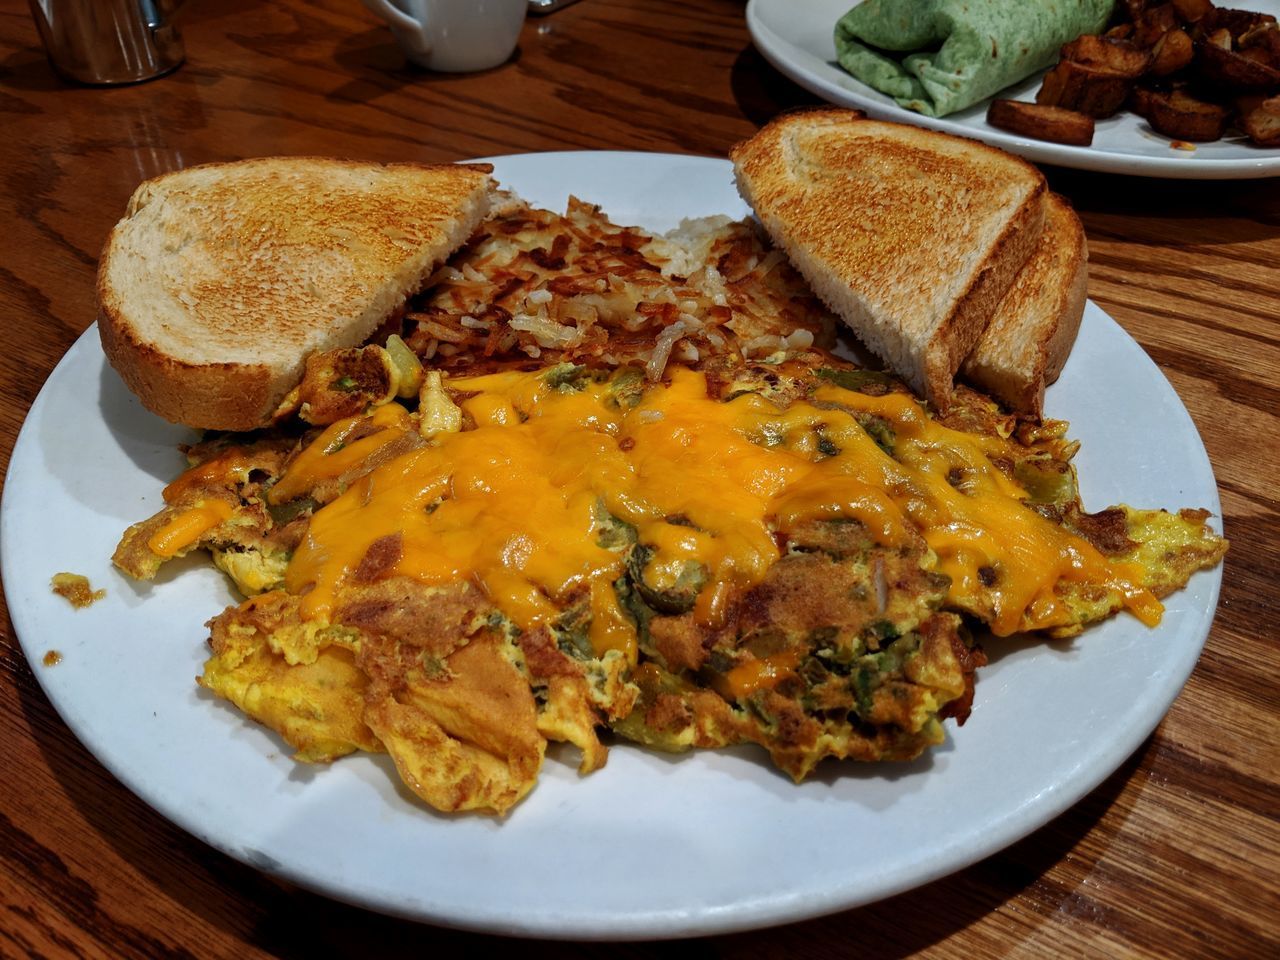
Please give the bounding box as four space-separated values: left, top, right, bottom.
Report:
276 366 1162 661
720 648 804 700
147 500 234 558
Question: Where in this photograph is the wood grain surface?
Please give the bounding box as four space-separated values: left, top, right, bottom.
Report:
1 0 1277 956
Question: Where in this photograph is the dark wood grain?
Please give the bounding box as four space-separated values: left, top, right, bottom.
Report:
1 0 1277 956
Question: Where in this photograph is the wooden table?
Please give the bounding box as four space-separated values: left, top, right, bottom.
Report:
1 1 1276 955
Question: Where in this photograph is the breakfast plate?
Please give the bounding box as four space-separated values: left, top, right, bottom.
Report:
1 152 1224 939
746 0 1280 179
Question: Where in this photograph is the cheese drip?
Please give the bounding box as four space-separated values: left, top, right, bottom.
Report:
278 366 1161 658
148 500 233 557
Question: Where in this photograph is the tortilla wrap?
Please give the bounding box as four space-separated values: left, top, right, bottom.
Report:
834 0 1115 117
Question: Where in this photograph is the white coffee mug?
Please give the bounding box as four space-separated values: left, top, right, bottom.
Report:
360 0 526 73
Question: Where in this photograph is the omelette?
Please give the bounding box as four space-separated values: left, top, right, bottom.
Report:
113 200 1227 815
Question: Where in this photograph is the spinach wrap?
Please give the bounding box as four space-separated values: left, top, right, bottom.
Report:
834 0 1115 117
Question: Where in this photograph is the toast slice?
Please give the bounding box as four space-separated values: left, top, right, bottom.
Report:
730 109 1046 410
98 157 493 431
961 192 1088 416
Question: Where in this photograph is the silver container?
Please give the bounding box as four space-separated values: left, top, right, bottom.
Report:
29 0 184 85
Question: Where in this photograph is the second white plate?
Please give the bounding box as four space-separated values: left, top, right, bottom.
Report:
747 0 1280 179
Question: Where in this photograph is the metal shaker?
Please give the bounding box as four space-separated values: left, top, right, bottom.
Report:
28 0 185 85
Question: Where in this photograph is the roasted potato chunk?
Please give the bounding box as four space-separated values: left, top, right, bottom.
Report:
1151 28 1195 76
1143 87 1230 140
1061 34 1154 77
1038 36 1152 118
1133 4 1181 47
1038 60 1133 118
1170 0 1213 25
1196 37 1280 92
988 100 1095 146
1123 0 1149 23
1237 94 1280 146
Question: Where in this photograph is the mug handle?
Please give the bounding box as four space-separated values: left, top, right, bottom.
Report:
360 0 429 43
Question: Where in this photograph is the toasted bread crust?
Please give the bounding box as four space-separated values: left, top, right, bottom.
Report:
731 108 1046 410
961 193 1087 415
98 157 493 431
926 189 1045 405
98 312 275 428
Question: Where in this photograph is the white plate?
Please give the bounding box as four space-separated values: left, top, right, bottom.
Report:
747 0 1280 179
1 152 1224 940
